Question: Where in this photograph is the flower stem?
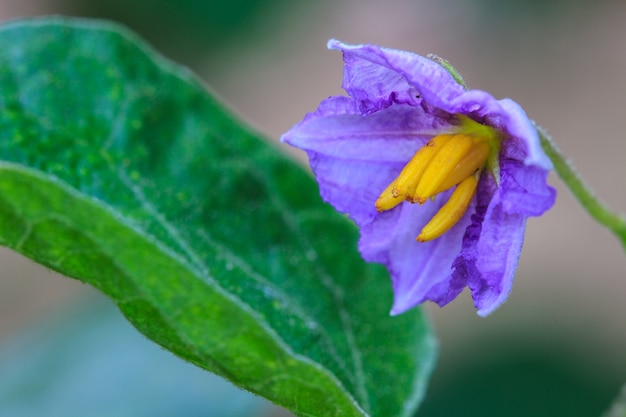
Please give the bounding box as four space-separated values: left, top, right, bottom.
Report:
535 123 626 253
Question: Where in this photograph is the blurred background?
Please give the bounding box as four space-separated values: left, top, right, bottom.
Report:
1 0 625 416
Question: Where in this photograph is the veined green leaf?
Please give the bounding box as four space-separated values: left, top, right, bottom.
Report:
0 18 436 417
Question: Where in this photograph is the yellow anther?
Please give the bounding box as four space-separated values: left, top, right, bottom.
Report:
413 134 473 204
391 134 453 199
373 114 500 242
430 138 490 196
417 174 479 242
375 180 403 212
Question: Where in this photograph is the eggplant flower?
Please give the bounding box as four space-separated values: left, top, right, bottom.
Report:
281 40 556 316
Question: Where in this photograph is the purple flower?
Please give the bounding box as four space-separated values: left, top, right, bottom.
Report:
281 40 556 316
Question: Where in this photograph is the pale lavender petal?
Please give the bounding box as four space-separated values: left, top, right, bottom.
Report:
281 97 457 225
358 192 474 315
498 159 556 216
307 155 401 224
327 39 466 112
445 91 552 170
496 99 552 169
455 175 526 317
282 97 449 163
471 209 526 317
328 40 552 171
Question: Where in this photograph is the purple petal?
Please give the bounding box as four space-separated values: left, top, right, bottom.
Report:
306 155 400 224
327 39 466 114
454 94 552 170
282 97 449 163
281 97 457 225
455 175 527 317
499 159 556 217
328 40 552 172
446 91 552 170
359 193 474 315
472 211 526 317
496 99 552 170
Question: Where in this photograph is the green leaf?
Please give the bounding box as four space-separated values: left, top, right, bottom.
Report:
0 17 436 417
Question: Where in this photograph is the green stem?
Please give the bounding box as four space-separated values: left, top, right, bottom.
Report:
535 123 626 252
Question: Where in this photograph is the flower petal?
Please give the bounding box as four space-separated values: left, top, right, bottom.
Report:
327 39 465 113
496 98 552 170
454 175 527 316
307 155 399 224
444 91 552 170
499 159 556 217
281 97 456 224
282 97 447 163
359 193 473 315
328 40 552 171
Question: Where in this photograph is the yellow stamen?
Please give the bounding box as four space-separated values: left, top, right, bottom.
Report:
375 180 403 212
417 174 479 242
413 134 473 204
430 138 490 196
391 134 453 199
373 114 500 242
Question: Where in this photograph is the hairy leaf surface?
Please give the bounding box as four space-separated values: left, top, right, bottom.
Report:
0 18 436 417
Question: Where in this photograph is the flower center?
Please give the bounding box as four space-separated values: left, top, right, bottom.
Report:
375 117 500 242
